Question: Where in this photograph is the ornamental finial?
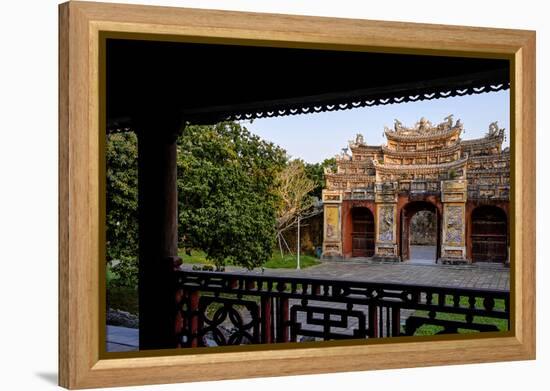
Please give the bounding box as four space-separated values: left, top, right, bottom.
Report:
487 121 501 136
394 119 403 131
416 117 432 132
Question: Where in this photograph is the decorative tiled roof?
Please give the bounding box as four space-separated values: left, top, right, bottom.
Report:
383 115 463 142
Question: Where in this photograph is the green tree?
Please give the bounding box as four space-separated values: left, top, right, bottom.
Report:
106 132 139 287
178 122 287 269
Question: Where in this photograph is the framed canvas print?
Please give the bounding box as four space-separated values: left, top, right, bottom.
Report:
59 1 536 389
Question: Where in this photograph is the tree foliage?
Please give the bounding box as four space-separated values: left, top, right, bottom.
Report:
106 132 139 286
105 121 335 279
304 158 337 199
177 122 287 269
274 159 316 235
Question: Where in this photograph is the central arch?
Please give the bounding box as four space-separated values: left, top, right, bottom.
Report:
351 207 375 257
400 201 441 263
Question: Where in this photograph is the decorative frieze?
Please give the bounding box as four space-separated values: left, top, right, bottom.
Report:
347 190 375 201
441 179 468 203
322 189 343 204
374 181 398 203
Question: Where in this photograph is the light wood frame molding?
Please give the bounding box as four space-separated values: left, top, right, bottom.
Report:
59 1 536 388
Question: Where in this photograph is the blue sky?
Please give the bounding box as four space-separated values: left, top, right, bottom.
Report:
244 90 510 164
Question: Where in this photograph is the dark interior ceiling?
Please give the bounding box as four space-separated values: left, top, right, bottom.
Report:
106 39 510 129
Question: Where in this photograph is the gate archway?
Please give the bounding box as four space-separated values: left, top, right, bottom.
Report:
471 205 508 262
351 207 375 257
400 201 441 262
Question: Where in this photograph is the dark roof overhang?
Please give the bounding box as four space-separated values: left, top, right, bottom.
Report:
106 39 510 132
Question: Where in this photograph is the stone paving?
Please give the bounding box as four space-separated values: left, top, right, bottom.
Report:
214 257 509 291
107 325 138 352
107 253 509 351
409 245 437 264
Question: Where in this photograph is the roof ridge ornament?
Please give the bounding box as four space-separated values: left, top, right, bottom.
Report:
348 132 366 148
384 115 463 140
394 119 403 131
336 146 351 161
443 114 454 128
486 121 505 138
415 117 433 132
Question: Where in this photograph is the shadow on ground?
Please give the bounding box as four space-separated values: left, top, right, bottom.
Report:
35 372 57 385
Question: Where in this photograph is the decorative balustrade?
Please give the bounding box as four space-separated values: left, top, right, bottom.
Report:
174 270 509 347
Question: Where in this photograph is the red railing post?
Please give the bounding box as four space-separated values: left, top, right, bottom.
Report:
312 283 321 295
368 304 379 338
261 296 273 344
229 277 239 289
174 288 184 347
391 306 401 337
189 290 201 347
276 282 290 342
278 297 289 342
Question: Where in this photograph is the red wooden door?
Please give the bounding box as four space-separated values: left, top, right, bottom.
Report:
351 208 375 257
471 206 507 262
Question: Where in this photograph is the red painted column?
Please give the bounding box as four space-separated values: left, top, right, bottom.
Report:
341 201 353 258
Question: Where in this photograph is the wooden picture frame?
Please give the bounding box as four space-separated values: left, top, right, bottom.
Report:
59 1 535 388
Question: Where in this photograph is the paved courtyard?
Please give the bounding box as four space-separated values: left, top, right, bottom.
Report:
213 253 510 291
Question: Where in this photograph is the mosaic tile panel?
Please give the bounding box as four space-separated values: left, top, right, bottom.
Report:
445 205 463 244
378 205 394 242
